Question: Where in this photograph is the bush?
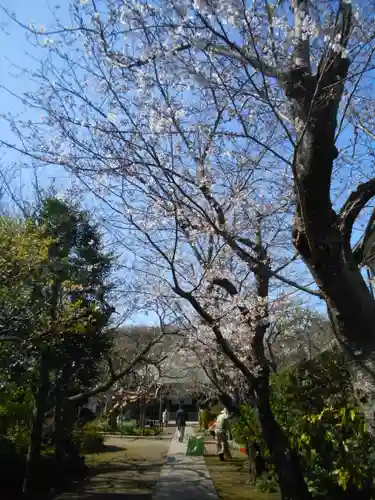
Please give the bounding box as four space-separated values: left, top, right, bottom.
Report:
119 421 136 434
96 418 112 433
270 347 375 498
0 383 33 455
232 348 375 498
73 422 104 453
257 471 279 493
231 405 273 480
118 422 162 436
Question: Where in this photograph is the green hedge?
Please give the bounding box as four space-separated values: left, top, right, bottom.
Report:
118 421 162 436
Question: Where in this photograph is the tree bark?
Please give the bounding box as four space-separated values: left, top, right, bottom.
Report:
220 374 308 497
292 165 375 358
290 78 375 424
254 376 311 500
251 268 311 500
23 351 50 496
54 363 71 466
287 54 375 358
244 437 258 485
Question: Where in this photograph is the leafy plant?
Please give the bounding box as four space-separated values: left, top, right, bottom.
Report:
118 422 162 436
73 422 104 453
270 348 375 498
231 348 375 498
256 471 279 493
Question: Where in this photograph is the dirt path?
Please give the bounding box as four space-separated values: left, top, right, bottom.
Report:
56 428 175 499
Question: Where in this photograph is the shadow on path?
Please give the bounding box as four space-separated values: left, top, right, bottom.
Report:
55 494 151 500
54 431 174 500
153 433 219 500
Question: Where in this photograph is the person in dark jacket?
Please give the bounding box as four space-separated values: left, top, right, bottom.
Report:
175 404 187 442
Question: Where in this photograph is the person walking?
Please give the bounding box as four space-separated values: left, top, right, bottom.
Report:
175 404 187 442
215 408 231 461
162 408 169 427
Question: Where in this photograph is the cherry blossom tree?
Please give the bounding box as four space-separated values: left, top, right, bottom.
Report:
3 0 375 357
122 211 313 498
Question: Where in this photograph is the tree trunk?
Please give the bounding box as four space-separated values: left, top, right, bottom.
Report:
249 266 312 499
284 55 375 439
293 201 375 357
54 363 71 466
23 352 50 496
244 437 258 484
287 61 375 358
254 376 311 500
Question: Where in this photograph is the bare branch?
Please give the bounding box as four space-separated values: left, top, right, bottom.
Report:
339 178 375 244
68 332 166 403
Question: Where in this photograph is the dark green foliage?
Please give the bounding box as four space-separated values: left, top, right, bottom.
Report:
270 348 375 498
233 347 375 498
0 197 116 496
0 384 33 453
35 197 115 391
257 471 279 493
118 421 162 436
73 422 105 453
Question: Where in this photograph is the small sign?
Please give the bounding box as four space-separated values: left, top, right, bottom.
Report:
186 436 204 456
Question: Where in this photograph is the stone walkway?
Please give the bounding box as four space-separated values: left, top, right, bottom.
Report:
152 426 219 500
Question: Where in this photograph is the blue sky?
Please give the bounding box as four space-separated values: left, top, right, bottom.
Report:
0 1 73 194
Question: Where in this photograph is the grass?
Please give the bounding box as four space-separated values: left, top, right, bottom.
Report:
204 441 280 500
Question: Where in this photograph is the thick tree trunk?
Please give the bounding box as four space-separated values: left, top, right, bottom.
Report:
291 97 375 422
284 49 375 437
287 59 375 358
254 376 311 500
293 194 375 358
23 352 50 496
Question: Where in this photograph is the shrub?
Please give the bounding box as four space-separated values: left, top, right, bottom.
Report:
119 421 136 434
257 470 279 493
232 348 375 498
73 422 104 453
96 418 112 433
0 383 33 454
270 347 375 498
231 404 272 480
118 422 162 436
7 425 30 455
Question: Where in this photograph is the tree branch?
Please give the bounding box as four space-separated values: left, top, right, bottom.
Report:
339 177 375 244
292 0 311 70
172 283 255 382
0 335 24 343
68 332 165 403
